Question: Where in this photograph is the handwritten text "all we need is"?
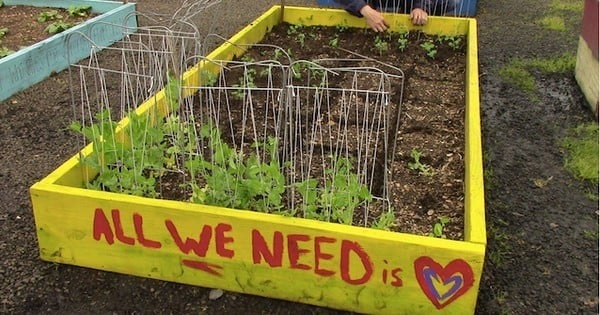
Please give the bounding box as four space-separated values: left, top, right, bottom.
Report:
92 208 404 287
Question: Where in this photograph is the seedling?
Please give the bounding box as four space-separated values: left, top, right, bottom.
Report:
420 40 437 59
429 216 450 238
231 68 257 100
335 20 349 33
371 210 395 230
38 10 63 23
45 21 75 34
199 69 218 87
0 47 14 58
67 6 92 17
328 36 339 48
374 36 389 56
287 24 307 48
397 31 409 51
439 35 462 50
0 27 8 38
408 148 435 176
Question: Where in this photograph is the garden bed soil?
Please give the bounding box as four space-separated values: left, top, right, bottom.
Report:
0 1 598 314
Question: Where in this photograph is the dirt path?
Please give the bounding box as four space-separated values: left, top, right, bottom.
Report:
0 0 597 314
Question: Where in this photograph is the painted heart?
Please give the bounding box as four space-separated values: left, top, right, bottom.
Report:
414 256 475 310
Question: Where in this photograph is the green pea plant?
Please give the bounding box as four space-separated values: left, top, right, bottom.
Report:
371 210 396 230
438 35 463 51
374 35 389 56
70 76 183 197
329 36 339 48
429 216 451 238
38 6 92 35
287 24 307 48
186 124 287 214
408 148 435 176
231 67 257 100
294 156 372 225
397 31 409 51
67 6 92 17
37 10 63 22
420 40 437 59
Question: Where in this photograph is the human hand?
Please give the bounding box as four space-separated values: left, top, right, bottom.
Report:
359 5 390 32
410 8 428 26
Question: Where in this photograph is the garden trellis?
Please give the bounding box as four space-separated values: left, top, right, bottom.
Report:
68 2 406 229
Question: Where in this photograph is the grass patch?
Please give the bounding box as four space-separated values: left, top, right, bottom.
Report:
560 123 599 183
528 52 576 73
537 15 566 31
499 60 536 96
499 53 576 97
549 0 584 12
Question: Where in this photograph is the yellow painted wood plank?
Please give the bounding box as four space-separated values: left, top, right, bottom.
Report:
464 19 486 245
31 182 484 314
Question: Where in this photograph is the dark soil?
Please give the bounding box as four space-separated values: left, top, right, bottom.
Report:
0 0 597 314
0 5 95 54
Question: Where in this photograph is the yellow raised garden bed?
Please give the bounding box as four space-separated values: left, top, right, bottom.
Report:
30 6 485 314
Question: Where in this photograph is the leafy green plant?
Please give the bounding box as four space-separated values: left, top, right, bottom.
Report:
329 36 339 48
67 6 92 17
295 157 372 225
287 24 307 48
439 35 462 50
231 68 257 100
70 109 164 197
199 69 218 87
420 40 437 59
186 124 287 213
38 10 63 22
0 27 8 38
70 76 182 197
429 216 450 238
45 21 75 34
374 35 389 56
408 148 435 176
0 47 13 58
335 20 349 33
371 210 395 230
397 31 409 51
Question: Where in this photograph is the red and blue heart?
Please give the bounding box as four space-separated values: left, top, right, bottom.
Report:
414 256 475 309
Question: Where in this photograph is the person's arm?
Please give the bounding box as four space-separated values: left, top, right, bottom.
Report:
333 0 390 32
332 0 368 17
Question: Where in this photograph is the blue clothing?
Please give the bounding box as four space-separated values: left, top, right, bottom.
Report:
333 0 457 17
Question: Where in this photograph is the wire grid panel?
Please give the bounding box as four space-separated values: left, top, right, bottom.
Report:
181 57 404 224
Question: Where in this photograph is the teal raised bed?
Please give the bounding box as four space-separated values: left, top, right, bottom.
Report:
0 0 137 102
